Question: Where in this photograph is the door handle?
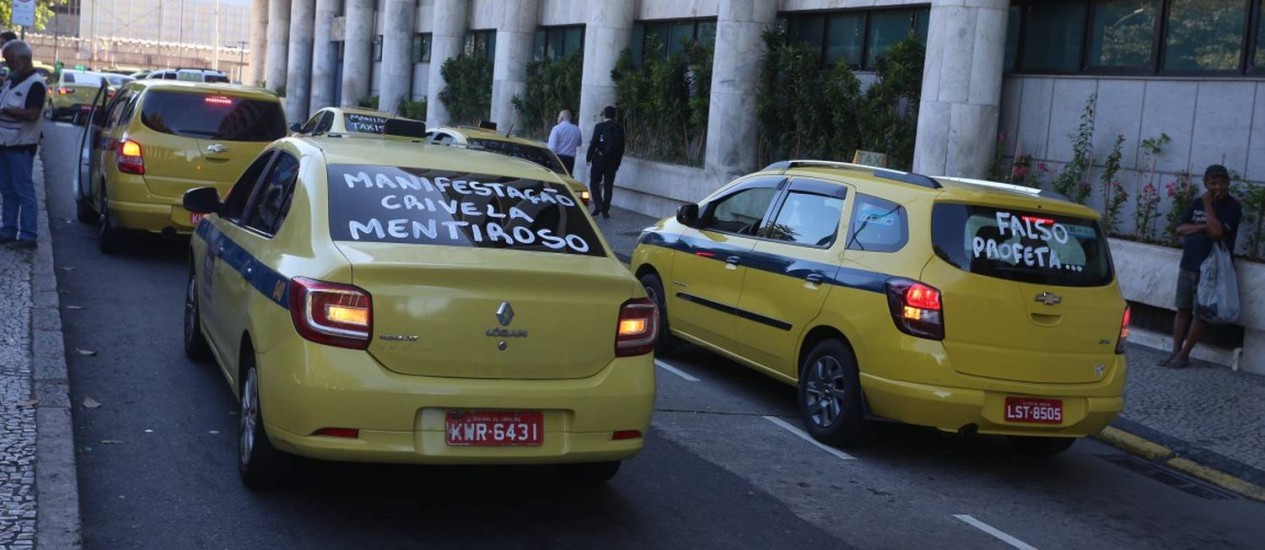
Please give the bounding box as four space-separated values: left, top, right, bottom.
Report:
216 245 226 257
806 273 823 284
725 255 741 265
206 144 229 154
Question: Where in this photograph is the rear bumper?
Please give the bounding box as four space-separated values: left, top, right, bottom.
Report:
256 340 656 465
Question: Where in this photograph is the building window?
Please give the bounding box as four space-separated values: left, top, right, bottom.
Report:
630 18 718 65
373 35 383 62
464 30 497 64
412 33 432 64
1010 0 1265 76
534 25 584 62
781 7 931 71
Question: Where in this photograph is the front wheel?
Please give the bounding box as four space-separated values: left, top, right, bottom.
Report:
637 272 676 356
798 339 868 447
183 269 212 362
239 360 290 489
1008 436 1076 457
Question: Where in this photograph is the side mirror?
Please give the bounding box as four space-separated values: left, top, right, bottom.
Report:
676 204 699 227
183 187 221 214
289 123 302 133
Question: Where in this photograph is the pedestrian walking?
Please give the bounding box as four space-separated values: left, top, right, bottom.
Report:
585 105 624 219
546 109 582 176
1164 164 1243 368
0 40 47 249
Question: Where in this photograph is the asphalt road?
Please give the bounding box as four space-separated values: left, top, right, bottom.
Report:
41 122 1265 549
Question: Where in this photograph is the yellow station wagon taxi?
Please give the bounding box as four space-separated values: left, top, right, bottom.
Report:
181 123 657 488
631 160 1129 456
427 125 591 206
74 80 288 253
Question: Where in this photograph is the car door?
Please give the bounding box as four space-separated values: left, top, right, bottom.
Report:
668 176 784 352
734 177 851 377
75 84 112 207
200 151 276 358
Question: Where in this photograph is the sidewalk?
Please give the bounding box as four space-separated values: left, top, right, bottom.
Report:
5 188 1264 548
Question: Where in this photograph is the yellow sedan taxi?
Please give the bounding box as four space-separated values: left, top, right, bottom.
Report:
182 122 657 488
632 160 1128 456
46 70 113 122
426 125 591 206
290 106 406 137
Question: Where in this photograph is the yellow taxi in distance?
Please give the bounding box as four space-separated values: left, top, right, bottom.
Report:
45 70 114 122
181 124 657 489
74 80 287 253
290 106 407 137
426 125 591 206
631 160 1129 456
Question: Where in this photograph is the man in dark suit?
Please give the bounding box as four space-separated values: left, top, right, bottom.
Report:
585 105 625 219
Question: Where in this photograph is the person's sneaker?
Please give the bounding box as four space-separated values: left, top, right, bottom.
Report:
7 239 37 250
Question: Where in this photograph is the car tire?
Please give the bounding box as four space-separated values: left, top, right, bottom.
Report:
183 269 212 362
798 339 868 447
97 188 122 255
75 197 98 223
1008 436 1076 457
239 358 290 490
562 461 621 486
638 272 677 356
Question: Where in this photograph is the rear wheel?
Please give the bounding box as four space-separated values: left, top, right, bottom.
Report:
637 272 676 356
183 269 212 362
75 196 97 223
97 187 122 254
562 461 621 486
1008 436 1076 457
239 358 290 489
798 339 868 447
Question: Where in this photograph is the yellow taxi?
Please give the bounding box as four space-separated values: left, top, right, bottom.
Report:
181 122 657 488
631 160 1128 456
73 80 287 253
290 106 407 137
45 70 115 122
426 125 591 206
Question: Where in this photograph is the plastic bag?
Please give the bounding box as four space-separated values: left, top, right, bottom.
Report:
1196 241 1240 324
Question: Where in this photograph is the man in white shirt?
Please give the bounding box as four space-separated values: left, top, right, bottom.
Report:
546 109 582 176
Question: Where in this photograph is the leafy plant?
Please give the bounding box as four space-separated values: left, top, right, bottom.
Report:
1164 171 1197 245
357 95 378 109
1009 153 1049 189
987 132 1009 181
1238 181 1265 260
438 54 493 126
858 37 925 170
399 98 427 120
512 50 582 140
275 84 287 98
611 35 714 166
1053 93 1096 203
1132 133 1170 236
1100 134 1127 235
1133 181 1161 242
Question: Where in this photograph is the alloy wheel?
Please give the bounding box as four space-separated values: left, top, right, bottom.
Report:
240 369 259 466
804 355 846 428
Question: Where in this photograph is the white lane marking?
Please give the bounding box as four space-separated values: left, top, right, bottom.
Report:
654 359 699 382
953 515 1038 550
761 415 856 460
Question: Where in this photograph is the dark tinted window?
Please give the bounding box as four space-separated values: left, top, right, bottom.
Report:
140 91 287 142
1163 0 1245 71
763 191 844 247
221 152 275 221
847 194 908 252
701 185 780 235
1021 2 1087 72
242 152 299 235
326 165 606 257
467 139 566 174
931 203 1113 287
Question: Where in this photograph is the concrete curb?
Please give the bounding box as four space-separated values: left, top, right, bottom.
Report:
1093 425 1265 502
31 156 82 548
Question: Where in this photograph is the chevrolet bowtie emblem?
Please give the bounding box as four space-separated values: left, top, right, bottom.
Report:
1035 292 1062 306
496 302 515 326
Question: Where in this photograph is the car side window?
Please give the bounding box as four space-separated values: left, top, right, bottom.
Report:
430 132 456 145
221 152 275 222
298 113 322 135
762 190 845 247
241 152 300 236
700 179 783 236
316 112 335 134
103 89 134 128
846 193 909 252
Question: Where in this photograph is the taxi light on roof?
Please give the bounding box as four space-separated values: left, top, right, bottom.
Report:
204 95 234 106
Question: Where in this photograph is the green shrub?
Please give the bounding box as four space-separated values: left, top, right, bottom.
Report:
438 54 493 126
399 98 427 120
275 84 286 98
357 95 379 109
512 50 583 140
611 36 713 167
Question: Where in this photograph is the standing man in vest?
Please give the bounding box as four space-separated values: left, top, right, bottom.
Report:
547 109 582 176
585 105 625 219
0 40 47 249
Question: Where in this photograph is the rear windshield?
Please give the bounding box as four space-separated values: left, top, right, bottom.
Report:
104 74 133 87
467 139 567 174
140 91 286 142
66 73 105 86
326 164 606 257
931 203 1113 287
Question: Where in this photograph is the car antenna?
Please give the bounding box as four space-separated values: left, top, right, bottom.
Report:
505 122 514 138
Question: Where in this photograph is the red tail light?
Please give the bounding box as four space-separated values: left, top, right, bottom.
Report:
117 139 144 175
1115 306 1131 354
56 86 74 95
615 298 658 357
885 278 944 340
611 430 642 440
312 428 360 438
288 277 373 350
